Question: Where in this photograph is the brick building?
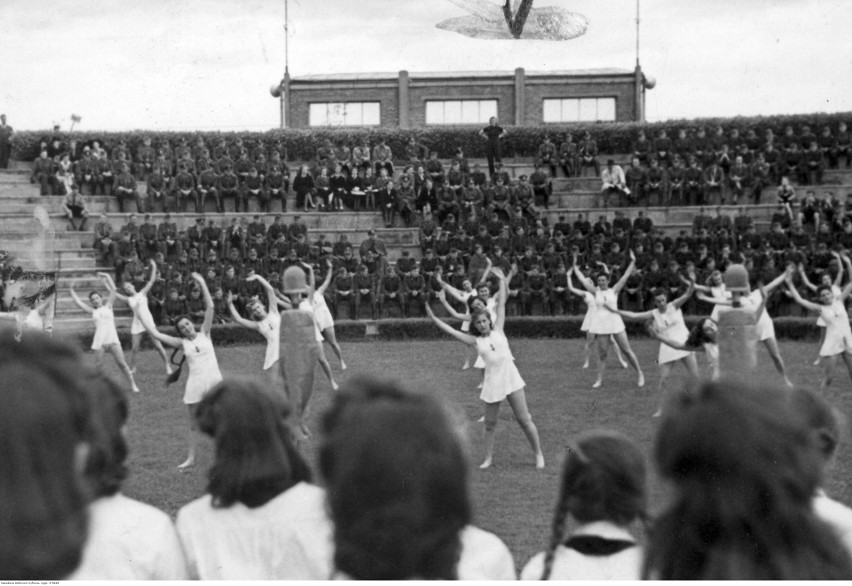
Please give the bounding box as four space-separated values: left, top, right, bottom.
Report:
279 66 653 129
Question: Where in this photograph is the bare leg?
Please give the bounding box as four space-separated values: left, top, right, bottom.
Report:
840 352 852 383
613 331 645 386
93 346 105 369
129 332 142 371
611 335 629 368
653 363 673 418
583 331 594 368
762 337 793 386
480 401 501 469
108 343 140 392
814 327 826 365
179 405 198 470
821 354 837 391
316 342 339 391
148 332 174 374
506 389 545 468
594 334 608 388
321 326 346 369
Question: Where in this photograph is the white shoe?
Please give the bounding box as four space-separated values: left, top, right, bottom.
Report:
477 415 485 423
652 408 662 418
535 453 545 469
813 357 821 366
340 360 348 370
592 378 602 389
131 385 141 394
477 382 483 389
582 360 590 369
462 359 471 370
619 359 629 369
130 367 137 374
637 373 645 388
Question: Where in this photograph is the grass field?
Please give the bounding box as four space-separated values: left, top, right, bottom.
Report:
94 337 852 571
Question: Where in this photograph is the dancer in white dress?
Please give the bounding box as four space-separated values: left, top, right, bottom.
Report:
566 272 628 370
104 261 172 375
573 251 645 389
312 259 347 370
69 274 139 393
426 266 544 470
605 283 699 416
798 255 844 365
226 274 281 385
785 256 852 390
650 317 720 381
141 273 223 469
0 294 51 341
700 267 794 386
437 272 479 370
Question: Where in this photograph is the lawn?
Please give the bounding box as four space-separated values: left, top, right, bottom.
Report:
94 338 852 572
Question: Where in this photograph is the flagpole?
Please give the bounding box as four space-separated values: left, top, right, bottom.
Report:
635 0 640 66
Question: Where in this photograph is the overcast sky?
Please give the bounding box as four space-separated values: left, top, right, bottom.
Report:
1 0 849 131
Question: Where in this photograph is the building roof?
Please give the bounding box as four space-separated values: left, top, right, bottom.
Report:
292 68 634 82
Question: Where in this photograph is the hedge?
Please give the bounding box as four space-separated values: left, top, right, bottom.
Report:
12 111 852 163
58 315 824 351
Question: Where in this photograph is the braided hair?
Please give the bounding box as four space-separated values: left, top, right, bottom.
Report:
540 430 647 580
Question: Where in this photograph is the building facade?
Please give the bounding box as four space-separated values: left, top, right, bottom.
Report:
281 66 653 129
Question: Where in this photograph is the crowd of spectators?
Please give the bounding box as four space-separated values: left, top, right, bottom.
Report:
4 334 852 580
590 124 851 207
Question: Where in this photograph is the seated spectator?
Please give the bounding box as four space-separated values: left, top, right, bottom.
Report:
644 380 852 579
31 148 57 195
631 129 652 165
522 430 646 580
578 131 600 177
176 379 325 579
624 157 646 206
537 135 558 177
599 158 626 208
0 334 91 579
62 185 90 231
319 376 515 580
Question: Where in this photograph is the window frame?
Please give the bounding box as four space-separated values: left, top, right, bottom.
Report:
541 97 618 123
424 99 499 126
308 101 381 127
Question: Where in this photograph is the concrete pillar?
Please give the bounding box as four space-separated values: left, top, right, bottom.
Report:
514 67 525 126
283 71 292 129
398 70 410 128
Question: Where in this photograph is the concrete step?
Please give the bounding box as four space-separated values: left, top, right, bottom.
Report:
0 238 84 251
52 315 133 333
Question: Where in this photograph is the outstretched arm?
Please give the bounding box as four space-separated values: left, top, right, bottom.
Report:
762 265 793 295
190 273 215 335
697 291 732 306
141 316 182 348
302 261 316 299
493 266 510 331
246 274 279 316
572 258 596 294
841 255 852 300
438 273 467 302
833 252 844 289
671 281 695 310
785 280 822 312
437 290 469 321
424 302 476 346
274 290 294 310
100 272 129 303
798 263 818 292
649 325 695 353
68 283 94 315
612 251 636 294
227 292 259 330
604 303 653 320
96 273 117 307
140 259 158 296
316 259 334 296
477 256 494 287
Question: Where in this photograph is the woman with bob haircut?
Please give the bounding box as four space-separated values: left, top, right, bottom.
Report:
425 265 544 469
522 430 647 580
134 271 223 469
644 380 852 579
0 333 91 580
319 376 515 580
70 372 189 579
176 379 323 580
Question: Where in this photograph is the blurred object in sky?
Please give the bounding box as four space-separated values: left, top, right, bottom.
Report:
438 0 589 40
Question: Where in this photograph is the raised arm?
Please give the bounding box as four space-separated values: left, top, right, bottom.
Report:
139 260 158 296
697 291 732 306
671 281 695 310
611 251 636 294
316 258 334 296
785 281 822 313
96 273 117 307
301 262 316 299
798 263 818 292
831 251 844 289
572 257 596 294
140 316 182 348
226 292 259 330
246 273 279 316
438 273 467 302
493 266 509 331
762 265 793 295
274 290 294 310
68 282 94 315
437 290 470 321
476 256 494 287
840 255 852 300
190 273 214 335
424 302 476 346
100 272 129 303
604 302 653 320
649 325 694 352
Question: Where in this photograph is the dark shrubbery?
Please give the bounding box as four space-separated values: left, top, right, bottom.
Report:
13 111 852 162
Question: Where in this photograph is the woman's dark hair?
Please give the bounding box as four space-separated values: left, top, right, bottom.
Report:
82 372 129 498
643 380 852 580
319 376 471 580
786 386 845 464
469 307 492 336
817 284 832 297
685 318 714 349
194 378 311 509
540 430 646 580
651 287 668 300
0 332 92 579
173 314 194 337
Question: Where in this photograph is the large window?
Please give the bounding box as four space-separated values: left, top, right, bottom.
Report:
425 100 498 125
542 98 616 122
309 102 380 126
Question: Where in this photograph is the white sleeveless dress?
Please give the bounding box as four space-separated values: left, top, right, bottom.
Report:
589 289 625 335
181 332 223 404
818 301 852 357
91 305 121 349
475 328 525 403
257 312 281 370
816 285 842 327
473 297 499 369
299 299 324 342
580 291 596 332
128 293 155 335
312 291 334 331
652 305 692 364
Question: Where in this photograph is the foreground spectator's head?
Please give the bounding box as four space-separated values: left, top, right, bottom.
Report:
195 378 311 509
0 333 93 579
644 380 852 580
539 430 647 580
82 372 130 498
319 376 471 580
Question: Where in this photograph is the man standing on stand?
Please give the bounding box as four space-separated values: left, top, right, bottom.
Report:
0 114 12 169
479 116 506 176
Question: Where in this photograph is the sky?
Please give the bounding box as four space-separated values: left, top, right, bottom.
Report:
1 0 850 131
